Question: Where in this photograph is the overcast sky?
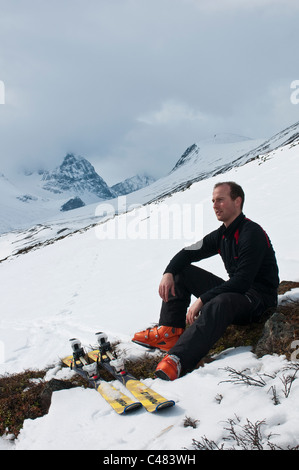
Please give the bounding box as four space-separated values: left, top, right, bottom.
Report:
0 0 298 184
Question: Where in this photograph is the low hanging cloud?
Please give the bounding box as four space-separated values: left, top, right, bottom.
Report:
137 100 205 126
0 0 298 183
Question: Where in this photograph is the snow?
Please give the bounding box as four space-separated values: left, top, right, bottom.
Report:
0 140 299 451
8 349 299 451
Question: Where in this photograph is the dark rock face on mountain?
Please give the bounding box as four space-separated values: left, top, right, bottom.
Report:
170 144 199 172
60 197 85 212
42 153 115 200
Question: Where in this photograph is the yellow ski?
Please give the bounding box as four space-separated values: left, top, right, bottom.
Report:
87 332 175 413
62 341 141 415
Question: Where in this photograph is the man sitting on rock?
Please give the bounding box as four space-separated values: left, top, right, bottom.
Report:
132 181 279 380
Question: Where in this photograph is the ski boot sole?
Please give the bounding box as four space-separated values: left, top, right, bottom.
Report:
132 339 169 352
154 369 172 381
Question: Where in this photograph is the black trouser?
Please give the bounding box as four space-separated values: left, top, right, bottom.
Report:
158 265 267 372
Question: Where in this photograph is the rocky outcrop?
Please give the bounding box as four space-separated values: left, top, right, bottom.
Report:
60 196 85 212
254 311 297 359
40 379 77 414
254 283 299 360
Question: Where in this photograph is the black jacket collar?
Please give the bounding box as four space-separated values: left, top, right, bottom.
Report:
222 212 245 238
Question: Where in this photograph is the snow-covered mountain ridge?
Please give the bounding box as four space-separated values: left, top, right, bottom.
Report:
41 154 156 201
0 154 155 234
0 133 298 450
111 174 155 196
1 121 299 237
170 133 253 172
1 120 299 260
161 122 299 202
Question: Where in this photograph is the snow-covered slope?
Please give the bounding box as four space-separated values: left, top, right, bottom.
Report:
135 121 299 204
1 121 298 237
170 133 254 172
0 137 299 450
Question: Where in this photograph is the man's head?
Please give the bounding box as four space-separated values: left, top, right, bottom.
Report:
212 182 244 227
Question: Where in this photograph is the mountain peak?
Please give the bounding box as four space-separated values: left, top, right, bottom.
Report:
170 144 199 172
42 153 115 200
60 153 87 167
59 153 96 175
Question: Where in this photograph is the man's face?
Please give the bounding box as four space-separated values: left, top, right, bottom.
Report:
212 184 242 227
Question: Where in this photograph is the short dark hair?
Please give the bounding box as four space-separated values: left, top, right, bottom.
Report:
214 181 245 209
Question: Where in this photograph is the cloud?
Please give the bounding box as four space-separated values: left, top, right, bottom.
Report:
137 100 205 126
0 0 298 182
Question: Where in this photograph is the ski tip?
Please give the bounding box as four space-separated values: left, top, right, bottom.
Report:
124 402 143 413
155 400 175 411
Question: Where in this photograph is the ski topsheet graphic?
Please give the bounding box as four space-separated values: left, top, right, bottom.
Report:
88 332 175 413
62 333 175 414
62 338 141 414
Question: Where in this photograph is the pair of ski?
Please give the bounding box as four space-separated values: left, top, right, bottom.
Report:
62 332 175 415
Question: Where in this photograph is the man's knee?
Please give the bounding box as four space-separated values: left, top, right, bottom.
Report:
179 265 224 299
201 293 238 322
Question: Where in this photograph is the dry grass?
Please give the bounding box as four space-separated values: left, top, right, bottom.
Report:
0 369 47 437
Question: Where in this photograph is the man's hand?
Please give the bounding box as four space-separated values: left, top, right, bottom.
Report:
186 297 203 325
159 273 175 302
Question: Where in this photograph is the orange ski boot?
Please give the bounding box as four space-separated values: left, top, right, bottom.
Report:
155 354 181 381
132 325 184 352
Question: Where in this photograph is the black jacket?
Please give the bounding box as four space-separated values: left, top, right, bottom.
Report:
164 213 279 307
